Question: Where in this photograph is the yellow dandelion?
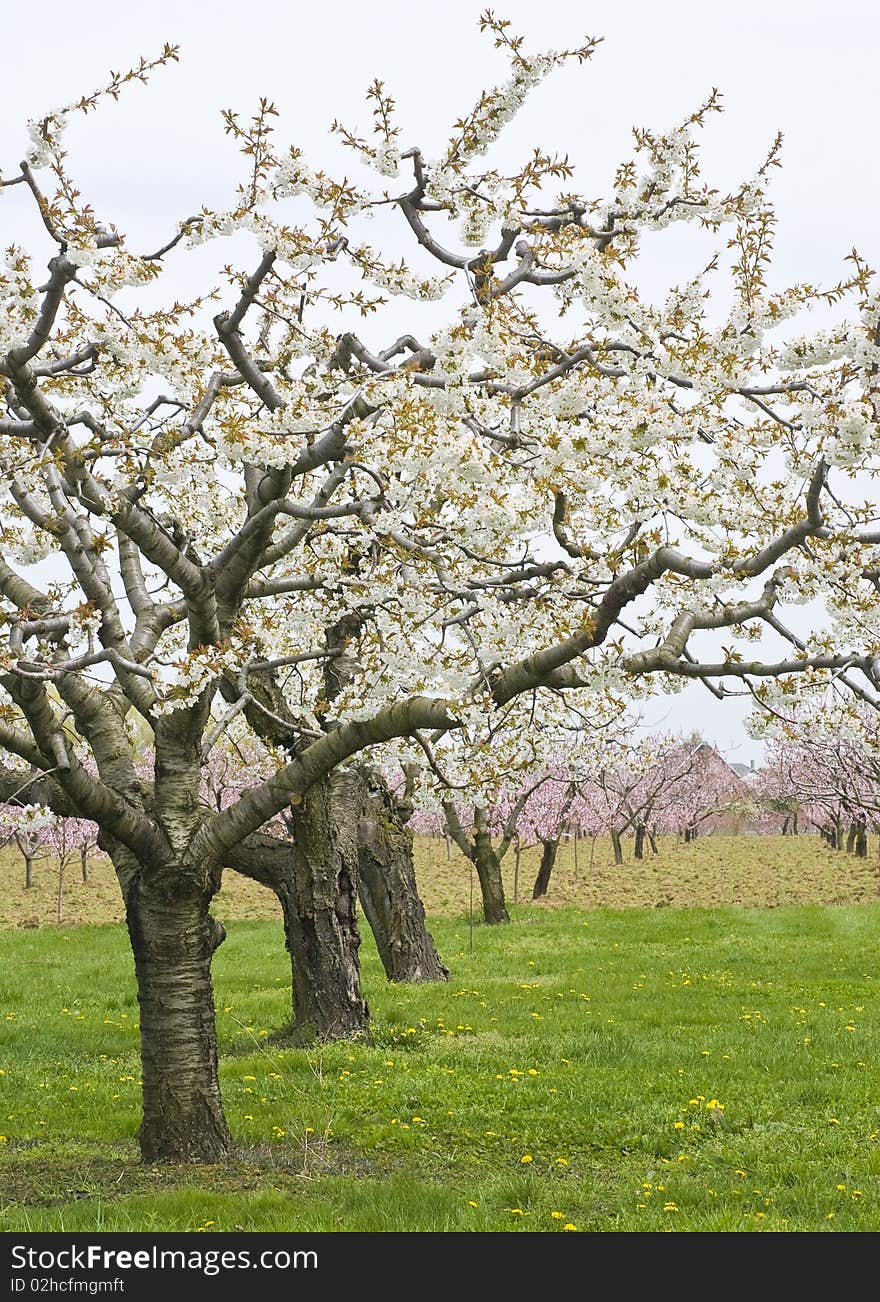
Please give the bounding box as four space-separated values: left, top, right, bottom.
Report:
562 1223 577 1231
550 1211 564 1219
520 1154 533 1164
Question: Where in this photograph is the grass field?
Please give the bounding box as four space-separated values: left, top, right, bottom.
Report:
1 834 879 1232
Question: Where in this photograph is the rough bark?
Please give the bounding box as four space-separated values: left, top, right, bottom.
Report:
634 823 646 860
473 830 510 924
610 827 623 865
281 772 369 1041
532 837 559 899
357 772 448 983
126 877 231 1163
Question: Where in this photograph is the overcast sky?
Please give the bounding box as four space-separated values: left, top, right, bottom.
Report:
2 0 877 763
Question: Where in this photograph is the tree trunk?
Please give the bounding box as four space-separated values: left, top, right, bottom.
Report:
532 838 559 899
80 848 89 883
647 828 658 855
473 830 509 924
846 824 857 854
634 823 645 860
281 773 369 1041
610 827 623 865
854 820 868 858
56 856 65 925
357 774 448 984
513 840 521 903
24 852 34 889
126 879 231 1163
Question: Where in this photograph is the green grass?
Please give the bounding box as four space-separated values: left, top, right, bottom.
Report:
1 904 879 1231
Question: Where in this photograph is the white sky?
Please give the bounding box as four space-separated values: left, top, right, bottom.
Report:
2 0 877 764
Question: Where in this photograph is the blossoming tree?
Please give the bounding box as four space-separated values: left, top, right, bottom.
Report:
1 13 878 1161
757 696 880 853
0 800 100 899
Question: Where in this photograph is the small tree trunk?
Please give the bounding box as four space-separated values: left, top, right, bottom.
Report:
282 773 369 1041
56 856 65 925
80 848 89 883
126 879 231 1163
793 811 799 835
846 824 857 854
532 838 559 899
634 824 645 860
573 831 579 879
24 852 34 889
855 820 868 858
357 775 448 984
610 828 623 866
472 831 509 924
647 828 658 855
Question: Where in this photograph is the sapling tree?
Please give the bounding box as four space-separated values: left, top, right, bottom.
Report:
1 13 878 1162
1 800 57 888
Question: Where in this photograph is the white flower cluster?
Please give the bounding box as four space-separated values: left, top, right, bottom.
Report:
65 240 100 269
778 329 850 372
372 144 400 179
95 319 215 404
366 259 450 301
456 52 556 167
13 803 58 832
24 111 68 169
153 646 246 716
67 603 103 648
827 404 873 468
460 206 492 248
0 247 40 353
2 529 54 569
272 150 331 204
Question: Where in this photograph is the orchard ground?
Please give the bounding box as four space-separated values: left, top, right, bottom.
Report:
4 832 880 929
1 833 879 1232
